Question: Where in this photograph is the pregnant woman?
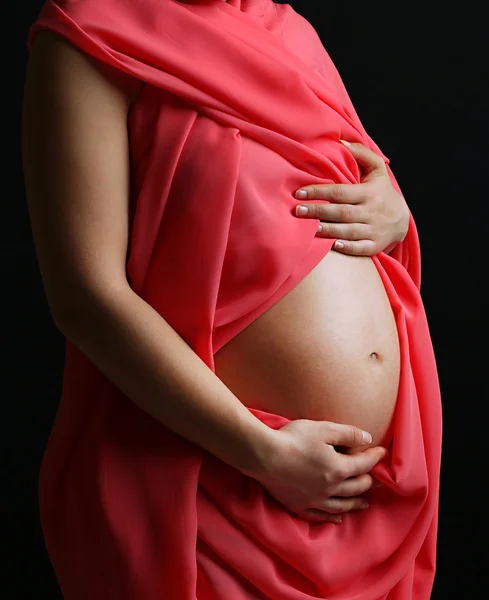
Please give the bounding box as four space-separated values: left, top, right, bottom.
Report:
22 1 442 598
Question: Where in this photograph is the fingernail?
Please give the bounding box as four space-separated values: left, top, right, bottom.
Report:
317 224 323 233
295 205 308 216
339 139 351 146
295 189 308 199
334 240 345 250
361 502 369 509
334 517 342 524
362 431 372 444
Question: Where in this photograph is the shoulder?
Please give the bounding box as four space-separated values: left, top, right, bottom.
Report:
279 4 328 66
28 29 143 109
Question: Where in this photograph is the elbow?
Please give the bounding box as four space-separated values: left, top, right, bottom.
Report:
51 302 89 337
49 282 132 337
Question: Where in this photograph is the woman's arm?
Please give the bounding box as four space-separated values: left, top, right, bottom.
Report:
22 31 274 474
22 32 385 521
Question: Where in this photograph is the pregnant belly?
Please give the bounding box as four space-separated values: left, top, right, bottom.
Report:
214 249 400 451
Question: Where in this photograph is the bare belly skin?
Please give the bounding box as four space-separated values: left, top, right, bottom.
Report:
214 249 400 452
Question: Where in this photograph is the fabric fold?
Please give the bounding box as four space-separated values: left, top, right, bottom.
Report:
28 1 442 598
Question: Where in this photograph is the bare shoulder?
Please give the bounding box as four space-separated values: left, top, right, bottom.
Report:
22 31 142 323
27 30 143 108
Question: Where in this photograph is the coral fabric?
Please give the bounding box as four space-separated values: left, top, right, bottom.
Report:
28 1 442 598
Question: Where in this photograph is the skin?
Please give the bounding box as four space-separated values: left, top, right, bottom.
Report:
22 31 403 525
293 139 410 256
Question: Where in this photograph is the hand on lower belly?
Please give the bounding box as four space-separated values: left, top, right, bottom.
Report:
248 418 388 523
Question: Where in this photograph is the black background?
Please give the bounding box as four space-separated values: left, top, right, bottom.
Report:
9 0 486 597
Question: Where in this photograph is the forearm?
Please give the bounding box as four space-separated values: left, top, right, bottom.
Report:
54 285 274 475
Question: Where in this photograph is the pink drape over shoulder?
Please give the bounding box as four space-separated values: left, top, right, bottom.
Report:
28 1 442 598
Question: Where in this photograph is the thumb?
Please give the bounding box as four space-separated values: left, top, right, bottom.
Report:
339 139 386 177
319 421 372 447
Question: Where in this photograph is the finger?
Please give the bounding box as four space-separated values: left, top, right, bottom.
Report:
295 183 364 205
330 473 373 497
337 447 389 480
297 202 361 223
332 239 379 257
317 496 370 514
316 222 370 241
339 140 387 177
319 421 373 447
302 510 343 524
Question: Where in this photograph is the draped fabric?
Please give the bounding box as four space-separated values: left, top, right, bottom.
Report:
28 1 442 598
